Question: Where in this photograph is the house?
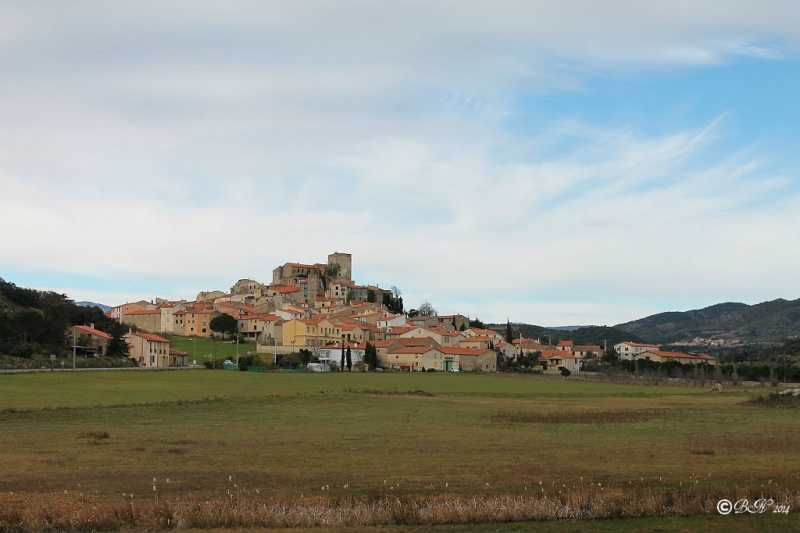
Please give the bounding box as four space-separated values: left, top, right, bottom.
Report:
640 350 717 366
386 346 444 372
464 327 504 340
459 336 492 350
238 313 280 343
574 345 602 358
377 314 407 329
125 332 170 368
439 347 497 372
615 341 661 361
169 348 190 367
556 340 574 353
493 341 519 361
72 325 113 356
317 341 366 367
281 317 344 347
122 309 162 333
400 326 464 347
181 308 220 337
109 301 152 323
436 314 470 331
539 349 581 372
371 338 439 367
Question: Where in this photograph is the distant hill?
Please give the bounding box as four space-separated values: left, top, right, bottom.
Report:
76 301 111 312
615 299 800 345
485 323 643 349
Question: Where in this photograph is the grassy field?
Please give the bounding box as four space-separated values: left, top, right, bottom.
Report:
165 335 258 363
0 371 797 531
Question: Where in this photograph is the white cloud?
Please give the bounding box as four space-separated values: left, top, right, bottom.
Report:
1 2 800 324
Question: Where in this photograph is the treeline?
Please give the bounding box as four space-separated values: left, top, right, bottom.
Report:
0 278 127 357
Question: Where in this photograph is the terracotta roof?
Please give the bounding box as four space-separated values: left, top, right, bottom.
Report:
557 340 574 347
371 339 401 348
389 346 438 355
273 285 301 294
75 325 113 340
439 347 492 355
396 337 436 347
132 332 170 343
646 350 715 361
620 341 659 347
125 309 160 315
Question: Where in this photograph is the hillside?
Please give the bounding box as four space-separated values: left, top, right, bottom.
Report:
485 323 643 349
615 299 800 345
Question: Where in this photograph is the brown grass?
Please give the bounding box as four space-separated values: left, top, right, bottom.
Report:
1 485 797 532
491 408 676 424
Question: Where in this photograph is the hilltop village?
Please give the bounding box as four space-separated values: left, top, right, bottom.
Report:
70 252 716 373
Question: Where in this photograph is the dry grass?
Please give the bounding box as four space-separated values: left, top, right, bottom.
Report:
2 372 799 531
491 408 676 424
1 484 797 532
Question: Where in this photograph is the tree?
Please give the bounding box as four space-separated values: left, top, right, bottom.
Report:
560 367 571 378
469 317 485 329
210 314 238 339
346 346 352 371
418 301 437 316
340 343 345 372
317 261 341 292
106 332 130 359
506 320 513 344
365 342 378 370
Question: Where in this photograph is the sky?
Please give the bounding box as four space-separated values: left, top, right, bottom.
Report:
1 1 800 327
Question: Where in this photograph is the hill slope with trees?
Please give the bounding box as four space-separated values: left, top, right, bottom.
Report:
615 299 800 345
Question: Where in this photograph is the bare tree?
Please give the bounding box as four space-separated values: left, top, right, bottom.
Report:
418 301 437 316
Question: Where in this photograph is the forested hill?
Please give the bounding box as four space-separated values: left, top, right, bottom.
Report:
0 278 124 356
614 299 800 345
484 323 645 348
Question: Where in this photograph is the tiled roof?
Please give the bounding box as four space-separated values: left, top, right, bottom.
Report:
439 347 492 355
133 332 170 343
75 325 113 340
389 346 438 355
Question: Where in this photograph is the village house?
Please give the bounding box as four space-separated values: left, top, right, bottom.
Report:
72 325 113 357
122 309 162 333
539 349 581 373
573 345 603 358
317 341 366 368
639 350 717 366
614 341 661 360
439 347 496 372
386 346 445 372
125 332 170 368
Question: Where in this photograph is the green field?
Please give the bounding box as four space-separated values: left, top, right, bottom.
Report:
0 371 797 531
165 335 258 363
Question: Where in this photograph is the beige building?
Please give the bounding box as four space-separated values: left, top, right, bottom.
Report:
122 309 161 333
440 347 497 372
231 279 266 296
238 313 281 343
386 346 444 372
539 350 581 372
125 332 170 368
178 308 220 337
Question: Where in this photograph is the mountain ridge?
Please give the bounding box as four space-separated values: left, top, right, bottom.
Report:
614 298 800 346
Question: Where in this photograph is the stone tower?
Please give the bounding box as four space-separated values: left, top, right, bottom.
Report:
327 252 352 282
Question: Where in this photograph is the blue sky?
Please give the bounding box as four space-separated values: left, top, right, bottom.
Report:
1 2 799 327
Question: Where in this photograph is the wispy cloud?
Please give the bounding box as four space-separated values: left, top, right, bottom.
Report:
1 2 799 324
